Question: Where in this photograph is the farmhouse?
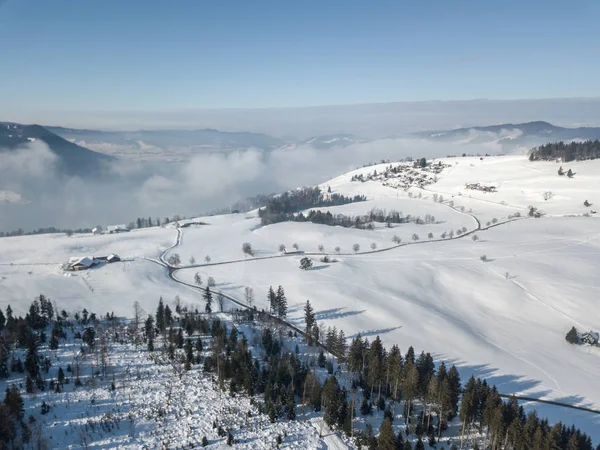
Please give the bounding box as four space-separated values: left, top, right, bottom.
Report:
67 256 97 271
95 253 121 263
65 253 120 271
580 331 599 345
106 224 129 234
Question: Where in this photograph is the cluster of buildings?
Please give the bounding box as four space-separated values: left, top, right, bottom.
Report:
65 254 121 271
91 224 130 235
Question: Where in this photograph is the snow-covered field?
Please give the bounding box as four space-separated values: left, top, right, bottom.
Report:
2 154 600 442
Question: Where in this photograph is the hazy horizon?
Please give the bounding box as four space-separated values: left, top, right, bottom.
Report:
5 97 600 139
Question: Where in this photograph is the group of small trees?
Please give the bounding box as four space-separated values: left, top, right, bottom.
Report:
258 186 366 225
267 286 288 318
167 253 181 267
194 273 215 288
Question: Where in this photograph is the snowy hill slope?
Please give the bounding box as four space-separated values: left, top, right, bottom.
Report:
2 154 600 440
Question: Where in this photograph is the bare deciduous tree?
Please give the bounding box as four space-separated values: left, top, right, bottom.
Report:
167 253 181 266
207 276 216 287
132 301 142 348
205 255 211 263
352 243 360 253
334 246 341 253
293 243 299 251
194 273 202 286
279 244 286 253
472 234 479 242
318 244 325 253
370 242 377 250
189 256 196 265
244 287 254 306
392 235 401 244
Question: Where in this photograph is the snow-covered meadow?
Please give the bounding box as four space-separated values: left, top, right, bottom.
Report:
2 154 600 444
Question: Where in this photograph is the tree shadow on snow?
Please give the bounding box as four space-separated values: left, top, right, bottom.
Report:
309 264 330 271
315 307 366 321
349 326 402 339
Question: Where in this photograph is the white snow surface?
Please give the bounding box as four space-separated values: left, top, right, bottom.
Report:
2 154 600 441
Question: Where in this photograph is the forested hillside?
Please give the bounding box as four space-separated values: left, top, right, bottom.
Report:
529 140 600 162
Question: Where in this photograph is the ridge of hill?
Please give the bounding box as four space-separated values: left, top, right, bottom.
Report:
1 122 113 177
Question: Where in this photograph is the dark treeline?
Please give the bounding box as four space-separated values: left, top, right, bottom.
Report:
529 140 600 162
258 186 366 225
0 226 92 238
287 208 435 230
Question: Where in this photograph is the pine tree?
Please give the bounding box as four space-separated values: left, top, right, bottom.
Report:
156 297 165 333
185 338 193 370
0 339 9 378
275 285 287 318
204 286 213 314
566 326 579 344
164 305 172 328
26 375 35 393
447 365 461 415
0 308 5 329
396 430 405 448
286 386 296 420
5 305 14 331
49 333 59 350
25 334 40 381
304 300 316 345
4 385 24 420
177 328 184 348
144 316 154 341
378 417 396 450
268 286 277 314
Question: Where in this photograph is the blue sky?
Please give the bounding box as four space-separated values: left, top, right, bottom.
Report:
0 0 599 111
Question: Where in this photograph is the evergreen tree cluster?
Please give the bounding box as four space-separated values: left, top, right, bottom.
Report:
529 140 600 162
0 298 107 447
273 207 434 231
258 186 366 225
267 286 288 318
460 377 595 450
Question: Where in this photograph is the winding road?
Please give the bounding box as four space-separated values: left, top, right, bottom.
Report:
144 213 600 420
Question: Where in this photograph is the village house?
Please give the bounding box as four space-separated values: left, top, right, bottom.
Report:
106 224 130 234
580 331 599 345
65 254 121 271
67 256 97 271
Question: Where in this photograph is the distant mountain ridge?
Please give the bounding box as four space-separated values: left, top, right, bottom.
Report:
47 126 287 151
1 122 113 177
413 121 600 151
